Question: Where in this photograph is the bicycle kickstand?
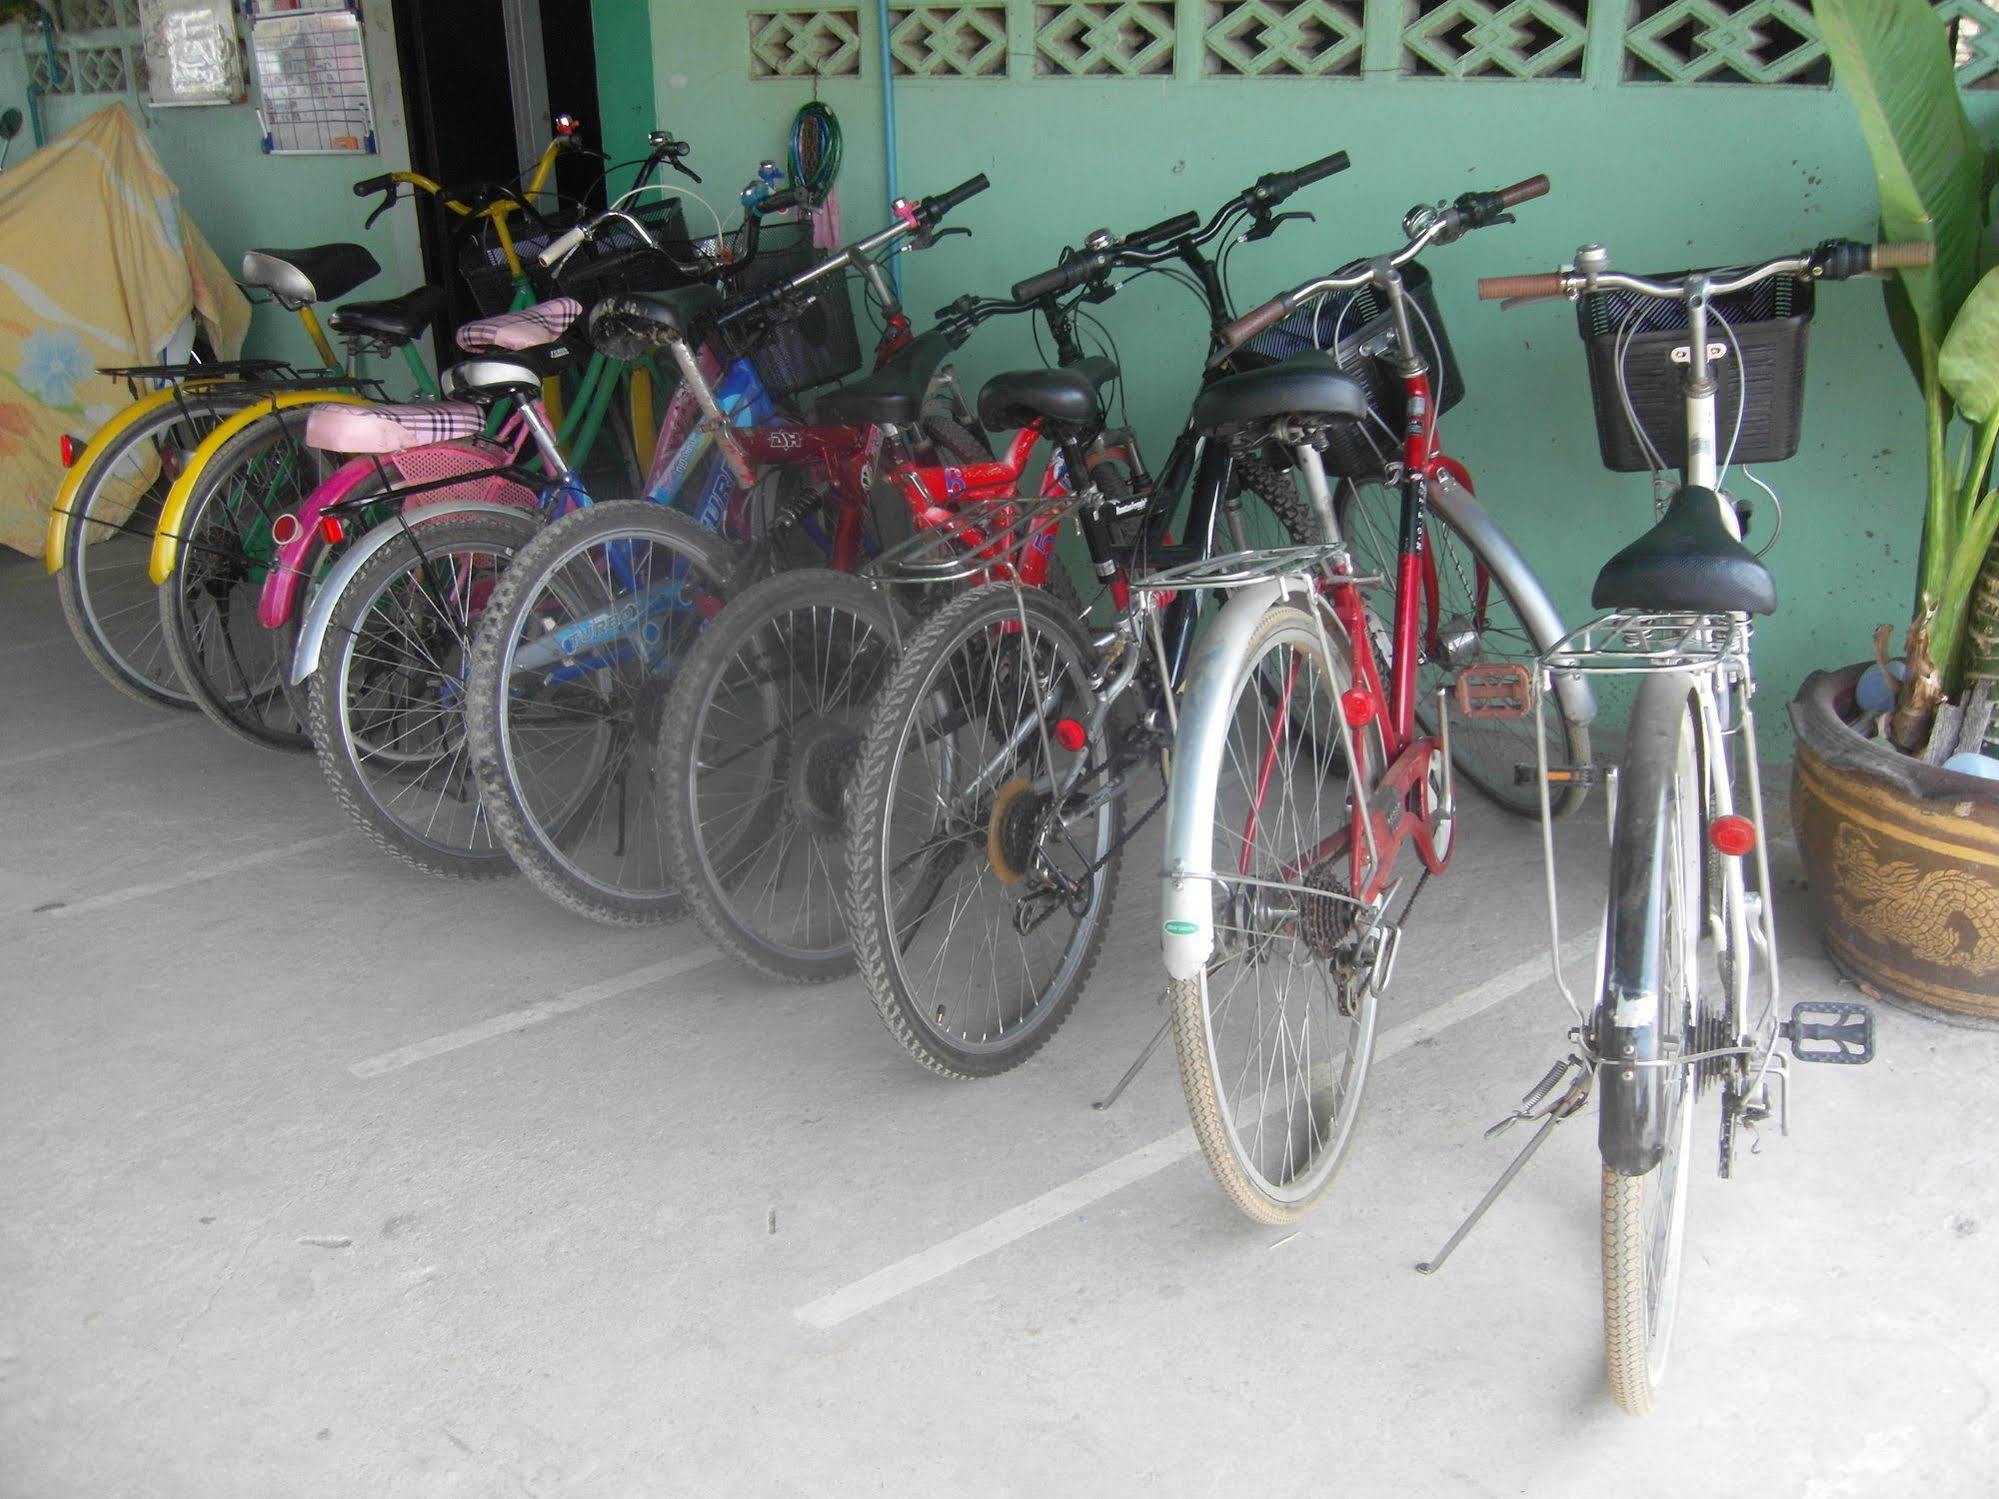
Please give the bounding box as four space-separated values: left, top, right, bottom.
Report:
1093 1014 1171 1111
1415 1054 1591 1275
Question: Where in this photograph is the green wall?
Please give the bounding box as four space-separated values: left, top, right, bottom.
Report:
620 0 1999 751
0 2 426 385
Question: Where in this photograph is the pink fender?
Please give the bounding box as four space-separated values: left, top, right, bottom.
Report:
257 438 538 630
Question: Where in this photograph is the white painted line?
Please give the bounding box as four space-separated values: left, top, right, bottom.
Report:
348 945 722 1079
793 936 1596 1330
0 720 181 771
45 833 345 919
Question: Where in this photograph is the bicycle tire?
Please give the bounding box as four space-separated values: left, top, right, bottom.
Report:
157 411 339 751
464 499 737 925
659 569 902 982
844 581 1120 1078
1337 474 1590 818
306 509 542 880
1599 673 1702 1416
55 388 259 709
1170 598 1382 1224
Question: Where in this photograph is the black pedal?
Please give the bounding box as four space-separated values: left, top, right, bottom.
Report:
1782 1001 1876 1065
1512 763 1606 787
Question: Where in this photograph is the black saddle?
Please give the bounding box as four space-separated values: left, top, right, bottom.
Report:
813 330 954 427
329 286 447 345
1190 352 1368 435
588 286 726 360
977 357 1118 433
1592 486 1776 616
240 243 380 307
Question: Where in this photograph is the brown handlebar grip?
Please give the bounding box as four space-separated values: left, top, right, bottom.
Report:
1221 295 1292 349
1478 272 1566 301
1497 174 1551 209
1870 242 1935 271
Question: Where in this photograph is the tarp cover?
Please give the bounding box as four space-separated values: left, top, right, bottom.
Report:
0 104 249 558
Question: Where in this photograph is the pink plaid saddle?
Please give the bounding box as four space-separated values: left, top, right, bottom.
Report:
306 401 485 455
455 297 582 353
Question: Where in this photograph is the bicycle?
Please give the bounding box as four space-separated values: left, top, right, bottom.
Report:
457 174 993 924
1397 235 1916 1416
658 151 1360 986
1147 175 1605 1219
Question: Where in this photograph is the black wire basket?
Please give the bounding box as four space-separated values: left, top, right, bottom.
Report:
1241 259 1466 480
713 225 863 398
1578 273 1815 473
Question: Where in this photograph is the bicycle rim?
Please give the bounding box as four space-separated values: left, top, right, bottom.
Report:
1337 475 1582 816
1173 601 1380 1222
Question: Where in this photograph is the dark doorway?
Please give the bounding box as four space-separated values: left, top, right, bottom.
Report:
389 0 602 331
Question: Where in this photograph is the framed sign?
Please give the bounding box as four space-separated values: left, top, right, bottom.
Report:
249 0 377 155
139 0 246 107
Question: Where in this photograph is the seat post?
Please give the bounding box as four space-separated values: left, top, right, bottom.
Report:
295 303 339 369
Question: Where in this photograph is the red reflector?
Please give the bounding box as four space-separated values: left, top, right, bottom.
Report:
1341 689 1377 727
1052 718 1087 752
58 435 82 468
317 516 346 545
270 513 301 546
1709 815 1757 858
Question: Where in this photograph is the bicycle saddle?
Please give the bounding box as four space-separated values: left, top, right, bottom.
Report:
328 285 447 345
976 361 1116 432
814 330 954 427
587 287 725 359
241 243 381 307
1190 352 1368 435
441 357 548 403
1592 486 1776 616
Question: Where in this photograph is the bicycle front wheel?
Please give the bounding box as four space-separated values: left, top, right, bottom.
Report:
1171 598 1382 1225
465 500 735 924
844 582 1120 1078
1599 674 1702 1416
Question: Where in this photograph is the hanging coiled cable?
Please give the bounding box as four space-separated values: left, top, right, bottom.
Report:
788 102 842 201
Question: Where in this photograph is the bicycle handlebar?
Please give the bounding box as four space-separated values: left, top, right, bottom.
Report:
1476 238 1936 303
915 173 989 226
1128 209 1201 249
1247 150 1350 208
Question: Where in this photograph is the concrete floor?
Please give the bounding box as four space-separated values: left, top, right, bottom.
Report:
2 543 1995 1498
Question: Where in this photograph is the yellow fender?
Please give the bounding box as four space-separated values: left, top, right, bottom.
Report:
147 391 372 585
42 379 243 573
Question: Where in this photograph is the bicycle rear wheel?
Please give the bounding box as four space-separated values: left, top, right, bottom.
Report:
660 569 901 982
844 582 1119 1078
56 389 254 708
158 413 338 750
1338 474 1588 817
306 509 541 879
1171 598 1382 1224
464 500 735 924
1599 675 1702 1416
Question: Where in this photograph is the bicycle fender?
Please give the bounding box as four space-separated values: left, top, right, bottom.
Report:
1428 474 1597 730
1161 577 1286 983
1597 671 1698 1177
259 456 378 630
289 501 532 685
147 391 371 586
43 384 241 572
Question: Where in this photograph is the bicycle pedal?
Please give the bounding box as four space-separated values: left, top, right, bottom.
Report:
1453 663 1534 719
1511 762 1606 787
1781 1001 1876 1065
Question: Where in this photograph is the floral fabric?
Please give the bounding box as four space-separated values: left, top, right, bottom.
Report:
0 105 250 558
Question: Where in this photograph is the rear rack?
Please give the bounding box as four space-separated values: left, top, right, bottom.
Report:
1538 610 1749 676
1130 542 1372 593
862 491 1085 587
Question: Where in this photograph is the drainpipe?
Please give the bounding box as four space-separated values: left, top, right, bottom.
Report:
873 0 899 294
26 11 64 149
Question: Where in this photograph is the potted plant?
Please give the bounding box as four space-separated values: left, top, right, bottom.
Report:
1793 0 1999 1023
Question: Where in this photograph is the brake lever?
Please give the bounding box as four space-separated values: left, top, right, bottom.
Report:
670 158 703 184
1240 209 1314 245
364 197 393 230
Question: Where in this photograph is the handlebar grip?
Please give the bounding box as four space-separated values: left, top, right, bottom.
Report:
1127 209 1201 249
1011 253 1101 303
538 224 590 268
1871 242 1934 271
921 173 990 223
1497 174 1550 209
353 174 394 197
1290 150 1351 191
761 187 803 214
1220 295 1291 350
1477 272 1566 301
